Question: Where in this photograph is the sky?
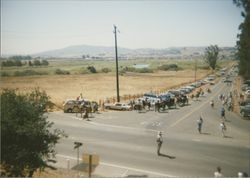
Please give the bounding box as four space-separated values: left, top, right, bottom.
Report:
1 0 244 55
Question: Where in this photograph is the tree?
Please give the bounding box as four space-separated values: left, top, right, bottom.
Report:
87 66 97 73
1 89 65 177
28 60 33 66
204 45 220 70
233 0 250 79
41 59 49 66
33 59 41 66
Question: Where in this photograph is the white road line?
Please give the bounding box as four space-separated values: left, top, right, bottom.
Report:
192 139 201 142
121 169 129 177
82 119 158 133
56 154 176 178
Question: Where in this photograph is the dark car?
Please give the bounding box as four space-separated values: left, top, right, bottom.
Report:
240 104 250 118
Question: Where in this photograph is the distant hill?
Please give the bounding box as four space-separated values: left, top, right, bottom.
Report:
32 44 236 59
33 45 132 58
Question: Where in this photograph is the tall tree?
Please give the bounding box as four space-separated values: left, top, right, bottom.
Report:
1 89 65 177
234 0 250 79
204 45 220 70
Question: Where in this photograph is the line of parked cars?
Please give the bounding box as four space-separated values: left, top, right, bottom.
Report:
240 79 250 118
240 100 250 118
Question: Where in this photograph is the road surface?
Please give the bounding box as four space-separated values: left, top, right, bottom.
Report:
48 78 250 177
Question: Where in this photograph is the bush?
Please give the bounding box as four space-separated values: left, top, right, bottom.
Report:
1 72 10 77
87 66 97 73
14 70 48 76
79 67 89 74
158 64 179 71
1 89 65 177
136 68 153 73
101 67 111 73
55 69 70 75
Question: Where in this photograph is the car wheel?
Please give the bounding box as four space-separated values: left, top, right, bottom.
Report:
67 108 73 113
241 111 246 117
73 106 79 113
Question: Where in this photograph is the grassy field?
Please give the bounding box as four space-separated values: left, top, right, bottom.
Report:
1 59 234 108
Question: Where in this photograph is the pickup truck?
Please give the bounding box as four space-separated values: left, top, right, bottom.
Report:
104 102 132 111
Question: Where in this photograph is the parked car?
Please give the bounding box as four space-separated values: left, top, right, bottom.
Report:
242 85 250 91
245 90 250 97
240 104 250 117
180 88 191 94
143 92 160 104
243 80 250 85
181 86 194 93
104 102 132 111
168 90 182 97
63 99 82 113
239 100 250 106
63 99 94 113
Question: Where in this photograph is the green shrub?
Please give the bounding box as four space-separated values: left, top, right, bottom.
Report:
136 68 153 73
158 64 179 71
13 70 48 76
54 69 70 75
79 67 89 74
87 66 97 73
1 71 10 77
101 67 111 73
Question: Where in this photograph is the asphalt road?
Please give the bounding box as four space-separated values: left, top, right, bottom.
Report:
48 78 250 177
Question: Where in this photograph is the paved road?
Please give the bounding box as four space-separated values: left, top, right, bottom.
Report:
48 79 250 177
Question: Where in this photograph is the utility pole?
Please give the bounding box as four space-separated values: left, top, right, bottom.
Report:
113 25 120 102
195 58 197 82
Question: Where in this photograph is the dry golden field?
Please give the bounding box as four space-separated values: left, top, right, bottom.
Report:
1 69 210 107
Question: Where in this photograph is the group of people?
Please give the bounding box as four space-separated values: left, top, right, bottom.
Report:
196 93 230 137
196 108 227 137
219 92 233 111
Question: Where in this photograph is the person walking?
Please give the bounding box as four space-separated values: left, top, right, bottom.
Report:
156 131 163 155
220 107 226 120
214 166 223 178
197 116 203 134
220 121 227 137
210 100 214 108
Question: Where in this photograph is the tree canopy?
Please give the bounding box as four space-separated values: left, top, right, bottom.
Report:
234 0 250 79
204 45 220 70
1 89 65 177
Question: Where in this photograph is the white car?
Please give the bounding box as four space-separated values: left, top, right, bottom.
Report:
104 102 132 111
245 90 250 97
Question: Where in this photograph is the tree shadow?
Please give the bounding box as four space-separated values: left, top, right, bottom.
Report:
158 110 168 113
201 132 211 135
137 110 147 113
224 135 233 139
158 153 176 159
72 162 98 172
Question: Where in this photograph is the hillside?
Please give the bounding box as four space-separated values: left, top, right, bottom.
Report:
32 45 236 59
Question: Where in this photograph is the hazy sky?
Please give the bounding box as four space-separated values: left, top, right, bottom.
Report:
1 0 243 55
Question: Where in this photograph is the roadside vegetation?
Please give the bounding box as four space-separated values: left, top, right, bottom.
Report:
1 88 66 177
233 0 250 80
1 58 234 77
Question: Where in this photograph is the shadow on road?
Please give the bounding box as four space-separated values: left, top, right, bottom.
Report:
158 153 176 159
224 135 233 139
201 132 211 135
158 110 168 113
72 162 98 172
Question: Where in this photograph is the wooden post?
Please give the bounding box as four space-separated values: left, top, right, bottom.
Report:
89 155 92 178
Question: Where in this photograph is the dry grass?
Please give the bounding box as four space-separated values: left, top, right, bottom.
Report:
1 69 210 107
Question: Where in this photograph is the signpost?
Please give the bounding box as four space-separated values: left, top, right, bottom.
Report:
74 142 82 166
82 154 100 178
